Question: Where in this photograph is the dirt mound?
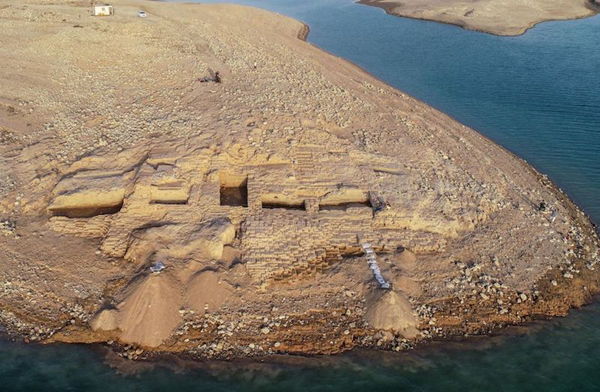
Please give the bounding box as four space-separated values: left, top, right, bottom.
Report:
390 249 417 270
116 274 183 347
187 270 233 315
385 250 421 297
90 269 234 347
188 219 236 260
90 308 119 332
365 291 419 338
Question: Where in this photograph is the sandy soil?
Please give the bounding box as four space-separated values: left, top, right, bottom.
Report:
359 0 600 36
0 0 599 360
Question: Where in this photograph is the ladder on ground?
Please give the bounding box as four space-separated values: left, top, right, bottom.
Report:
361 243 391 289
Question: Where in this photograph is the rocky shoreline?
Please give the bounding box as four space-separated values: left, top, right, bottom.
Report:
0 0 598 361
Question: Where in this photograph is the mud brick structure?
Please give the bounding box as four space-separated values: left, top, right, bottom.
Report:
46 140 448 283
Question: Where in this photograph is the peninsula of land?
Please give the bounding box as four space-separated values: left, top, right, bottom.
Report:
359 0 600 36
0 0 599 360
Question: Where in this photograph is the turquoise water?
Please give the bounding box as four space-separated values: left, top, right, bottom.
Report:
4 1 600 390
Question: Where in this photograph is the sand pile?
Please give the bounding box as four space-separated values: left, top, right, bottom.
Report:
91 268 237 347
365 291 419 338
92 274 184 347
89 309 119 332
187 270 233 316
91 217 237 347
384 250 423 298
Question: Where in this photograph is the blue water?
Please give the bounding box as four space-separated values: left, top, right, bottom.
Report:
4 1 600 390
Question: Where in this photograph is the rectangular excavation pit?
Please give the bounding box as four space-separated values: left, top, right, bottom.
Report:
318 188 373 212
150 184 190 205
319 200 372 211
48 190 125 218
220 172 248 207
50 203 123 218
261 193 306 211
262 201 306 210
150 200 188 205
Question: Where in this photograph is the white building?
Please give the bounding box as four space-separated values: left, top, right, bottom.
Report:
92 5 114 16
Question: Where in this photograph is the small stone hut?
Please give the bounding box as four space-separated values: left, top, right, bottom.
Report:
92 5 114 16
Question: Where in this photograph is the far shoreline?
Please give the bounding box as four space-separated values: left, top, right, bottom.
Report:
357 0 600 37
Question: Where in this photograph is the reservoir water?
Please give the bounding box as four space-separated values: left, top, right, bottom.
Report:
3 1 600 390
